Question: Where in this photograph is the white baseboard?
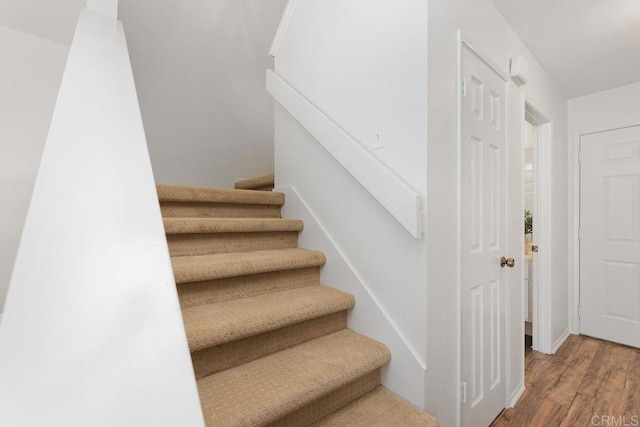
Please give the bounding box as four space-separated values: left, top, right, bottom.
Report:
509 382 526 408
278 185 426 408
552 329 571 353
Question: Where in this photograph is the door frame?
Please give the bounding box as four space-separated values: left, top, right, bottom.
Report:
570 123 640 336
456 32 517 424
524 103 554 354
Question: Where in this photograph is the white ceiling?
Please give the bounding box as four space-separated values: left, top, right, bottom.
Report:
0 0 85 45
493 0 640 98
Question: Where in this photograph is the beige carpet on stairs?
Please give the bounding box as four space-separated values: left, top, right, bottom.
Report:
235 172 275 191
158 181 438 426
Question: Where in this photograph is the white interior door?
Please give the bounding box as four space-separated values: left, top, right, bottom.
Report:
580 125 640 348
461 46 508 427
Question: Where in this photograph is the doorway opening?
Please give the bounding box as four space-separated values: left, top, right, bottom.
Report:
524 102 552 354
523 119 535 344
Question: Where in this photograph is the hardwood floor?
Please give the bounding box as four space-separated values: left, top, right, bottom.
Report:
491 334 640 426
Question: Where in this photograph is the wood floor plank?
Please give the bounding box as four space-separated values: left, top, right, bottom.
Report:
617 375 640 417
627 349 640 381
544 337 600 406
559 392 596 427
492 334 640 427
491 384 568 427
578 341 633 403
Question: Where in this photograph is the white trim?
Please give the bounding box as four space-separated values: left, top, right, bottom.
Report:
455 31 463 427
277 185 426 407
570 131 581 334
509 383 526 408
552 329 571 354
269 0 300 57
461 38 510 82
267 70 423 238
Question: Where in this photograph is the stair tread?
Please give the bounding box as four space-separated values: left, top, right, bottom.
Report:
197 329 390 426
172 248 326 284
311 386 438 426
235 173 275 190
157 184 284 205
184 286 354 352
163 217 303 234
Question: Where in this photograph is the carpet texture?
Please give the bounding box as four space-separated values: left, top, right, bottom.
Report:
235 173 275 191
158 183 437 426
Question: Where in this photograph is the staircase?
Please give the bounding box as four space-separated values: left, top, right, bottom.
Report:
157 182 437 426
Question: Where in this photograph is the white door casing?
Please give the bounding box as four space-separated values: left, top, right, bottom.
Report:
460 45 508 426
580 125 640 348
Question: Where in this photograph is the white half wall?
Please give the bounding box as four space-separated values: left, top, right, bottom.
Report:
0 25 69 312
427 1 568 424
0 10 204 426
568 81 640 333
119 0 288 188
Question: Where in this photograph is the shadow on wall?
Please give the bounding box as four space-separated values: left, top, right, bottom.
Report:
119 0 289 188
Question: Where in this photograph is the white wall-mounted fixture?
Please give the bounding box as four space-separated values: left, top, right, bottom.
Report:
510 56 528 86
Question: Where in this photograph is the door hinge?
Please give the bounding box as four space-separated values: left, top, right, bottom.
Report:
461 381 467 403
578 150 583 163
578 228 583 240
462 79 468 99
578 304 581 318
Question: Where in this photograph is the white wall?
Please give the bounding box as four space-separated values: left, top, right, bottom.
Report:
119 0 288 188
0 26 69 312
272 0 569 424
274 0 428 193
427 0 568 424
0 0 85 46
568 82 640 134
272 0 429 406
567 81 640 333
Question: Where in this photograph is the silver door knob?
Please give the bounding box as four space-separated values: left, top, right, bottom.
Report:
500 257 515 268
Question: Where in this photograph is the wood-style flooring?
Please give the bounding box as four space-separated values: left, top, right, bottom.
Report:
491 334 640 426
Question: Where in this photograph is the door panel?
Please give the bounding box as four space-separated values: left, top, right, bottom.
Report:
461 47 507 427
580 126 640 348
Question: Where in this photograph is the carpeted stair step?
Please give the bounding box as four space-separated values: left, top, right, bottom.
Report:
235 173 275 191
196 329 391 427
164 218 303 256
191 311 347 378
183 286 355 352
177 266 322 309
157 184 283 218
172 248 326 284
312 386 439 426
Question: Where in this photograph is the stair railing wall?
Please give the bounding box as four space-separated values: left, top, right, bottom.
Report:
268 0 429 408
268 0 423 239
0 8 205 426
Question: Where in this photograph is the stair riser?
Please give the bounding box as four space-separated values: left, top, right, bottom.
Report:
192 311 347 378
272 369 382 427
161 202 281 219
234 173 275 190
167 232 299 257
177 267 321 309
